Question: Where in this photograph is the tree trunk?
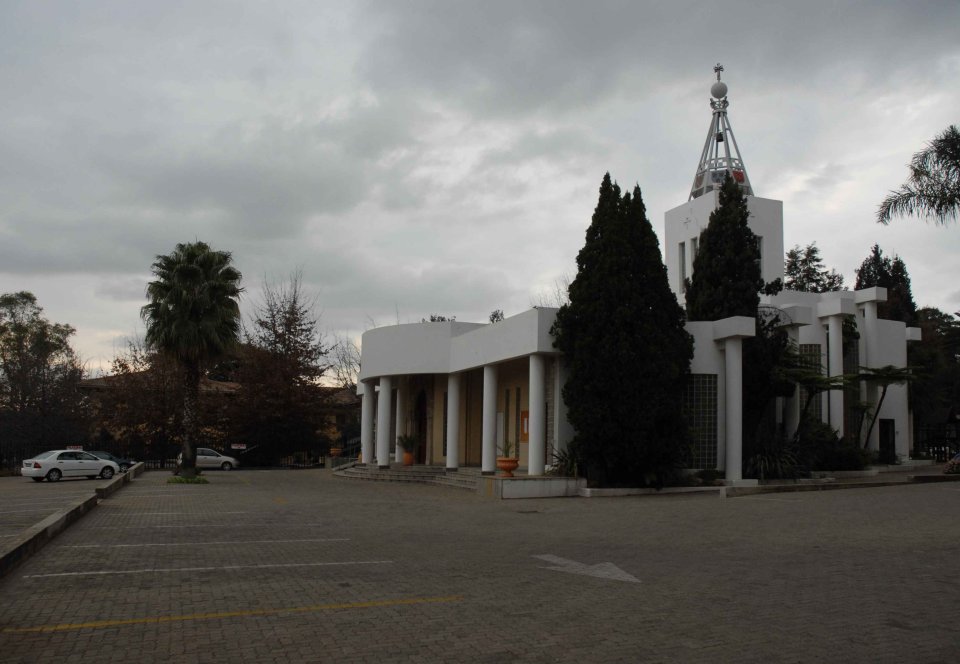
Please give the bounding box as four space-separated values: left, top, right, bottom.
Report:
180 361 201 478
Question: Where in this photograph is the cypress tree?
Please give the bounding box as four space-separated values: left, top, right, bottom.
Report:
685 174 763 320
552 174 693 487
854 244 918 325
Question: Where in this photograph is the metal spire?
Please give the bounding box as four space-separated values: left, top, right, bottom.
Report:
689 63 753 200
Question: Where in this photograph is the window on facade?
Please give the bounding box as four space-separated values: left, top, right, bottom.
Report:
514 388 521 448
756 236 763 270
678 242 686 288
682 374 718 469
504 388 510 445
691 237 698 259
442 392 448 456
798 344 824 423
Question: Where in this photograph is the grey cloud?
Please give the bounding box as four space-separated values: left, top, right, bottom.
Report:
358 1 960 117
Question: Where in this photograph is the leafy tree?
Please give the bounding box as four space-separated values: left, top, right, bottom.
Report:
908 307 960 429
141 242 243 477
96 338 184 461
552 174 693 488
685 174 763 320
422 314 455 322
0 292 88 463
488 309 505 323
878 124 960 225
226 274 333 464
854 244 917 325
784 243 844 293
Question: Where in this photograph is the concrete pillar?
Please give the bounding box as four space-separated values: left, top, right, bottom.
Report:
827 315 844 434
376 375 393 469
528 354 546 476
394 380 406 463
481 364 498 475
724 338 743 482
446 373 460 471
360 380 375 465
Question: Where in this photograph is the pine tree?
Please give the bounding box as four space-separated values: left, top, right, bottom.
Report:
854 244 917 325
551 174 693 488
685 174 763 320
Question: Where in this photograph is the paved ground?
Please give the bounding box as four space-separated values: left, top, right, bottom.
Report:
0 469 958 663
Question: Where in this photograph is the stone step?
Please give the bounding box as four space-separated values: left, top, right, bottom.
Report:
335 465 479 491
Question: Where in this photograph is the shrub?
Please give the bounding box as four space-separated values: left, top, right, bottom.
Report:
745 436 799 480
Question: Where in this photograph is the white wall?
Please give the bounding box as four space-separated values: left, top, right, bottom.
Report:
665 193 784 304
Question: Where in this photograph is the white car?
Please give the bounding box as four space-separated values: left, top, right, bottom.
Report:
22 450 119 482
177 447 240 471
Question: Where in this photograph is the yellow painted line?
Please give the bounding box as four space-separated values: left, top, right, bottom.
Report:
2 595 463 634
272 496 288 505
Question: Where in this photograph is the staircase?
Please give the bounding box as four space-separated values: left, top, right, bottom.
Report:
334 464 482 492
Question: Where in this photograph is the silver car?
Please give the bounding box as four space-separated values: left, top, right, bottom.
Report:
178 447 240 471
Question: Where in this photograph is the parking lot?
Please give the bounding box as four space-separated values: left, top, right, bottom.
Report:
0 475 113 541
0 469 958 663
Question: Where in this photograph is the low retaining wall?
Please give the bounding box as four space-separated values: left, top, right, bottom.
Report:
0 464 142 579
0 493 99 579
479 475 586 499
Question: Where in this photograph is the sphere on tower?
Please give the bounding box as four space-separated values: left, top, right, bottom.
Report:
711 80 728 99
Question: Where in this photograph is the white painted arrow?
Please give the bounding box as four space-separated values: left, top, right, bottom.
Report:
532 554 640 583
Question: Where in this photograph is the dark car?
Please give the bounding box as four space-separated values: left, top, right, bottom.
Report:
89 451 136 473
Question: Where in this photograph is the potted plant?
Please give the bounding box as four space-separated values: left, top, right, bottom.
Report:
397 434 419 466
496 439 519 477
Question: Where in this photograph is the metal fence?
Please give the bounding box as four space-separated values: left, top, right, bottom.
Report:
913 424 958 462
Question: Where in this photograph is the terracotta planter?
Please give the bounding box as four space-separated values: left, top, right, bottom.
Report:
496 456 519 477
402 451 414 466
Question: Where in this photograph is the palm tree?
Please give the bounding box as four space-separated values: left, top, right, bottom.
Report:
878 124 960 225
141 242 242 477
858 365 913 451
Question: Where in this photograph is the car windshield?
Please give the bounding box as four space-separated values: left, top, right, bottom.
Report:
90 451 113 459
32 451 58 459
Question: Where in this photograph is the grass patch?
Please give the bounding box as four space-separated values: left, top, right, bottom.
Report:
167 475 209 484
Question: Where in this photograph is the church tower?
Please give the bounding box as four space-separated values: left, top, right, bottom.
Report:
665 64 784 304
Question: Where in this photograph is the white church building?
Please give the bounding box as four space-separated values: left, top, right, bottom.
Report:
356 66 920 483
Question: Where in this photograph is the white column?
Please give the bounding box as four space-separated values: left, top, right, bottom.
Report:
446 373 460 471
481 365 498 474
863 301 878 368
862 301 879 448
827 315 844 434
528 354 546 476
360 380 375 465
724 338 743 482
394 380 406 463
376 375 393 469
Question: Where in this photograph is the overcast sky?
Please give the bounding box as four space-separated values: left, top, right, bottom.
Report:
2 0 958 374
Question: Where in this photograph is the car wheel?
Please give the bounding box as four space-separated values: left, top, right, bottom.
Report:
221 462 233 471
46 469 62 482
31 477 43 483
100 467 115 480
119 464 130 473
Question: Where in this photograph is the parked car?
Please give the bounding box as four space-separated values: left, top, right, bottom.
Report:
21 450 119 482
177 447 240 471
88 451 136 473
